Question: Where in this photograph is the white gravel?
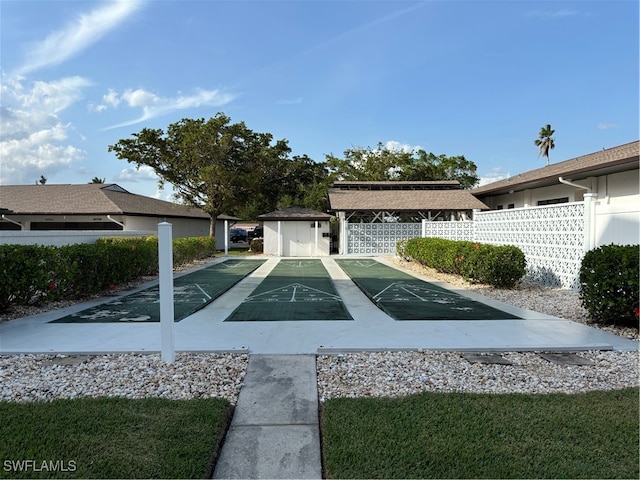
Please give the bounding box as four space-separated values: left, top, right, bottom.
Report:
316 350 639 401
0 353 249 404
315 258 638 402
1 256 637 403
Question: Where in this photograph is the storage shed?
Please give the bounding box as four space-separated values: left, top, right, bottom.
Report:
257 207 333 256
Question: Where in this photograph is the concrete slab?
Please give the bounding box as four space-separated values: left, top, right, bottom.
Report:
232 355 318 426
538 352 596 366
0 256 638 355
212 355 321 480
462 353 513 365
212 425 321 479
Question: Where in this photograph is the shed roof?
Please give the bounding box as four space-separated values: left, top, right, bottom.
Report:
0 184 209 219
328 188 488 211
257 206 333 221
472 140 639 197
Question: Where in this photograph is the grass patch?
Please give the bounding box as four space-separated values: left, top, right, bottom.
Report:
0 397 232 479
321 388 639 479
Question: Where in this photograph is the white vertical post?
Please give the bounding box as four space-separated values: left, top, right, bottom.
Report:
158 222 175 363
421 218 426 238
583 193 597 252
342 217 348 255
277 221 282 256
314 221 319 256
224 219 229 256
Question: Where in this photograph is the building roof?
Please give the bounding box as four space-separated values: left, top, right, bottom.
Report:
332 180 461 190
257 206 333 221
0 183 209 219
328 188 489 211
472 140 639 197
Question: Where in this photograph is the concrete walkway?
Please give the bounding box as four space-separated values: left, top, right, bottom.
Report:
212 355 321 479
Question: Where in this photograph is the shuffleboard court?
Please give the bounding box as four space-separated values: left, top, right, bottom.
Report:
224 259 353 321
51 259 266 323
334 258 521 321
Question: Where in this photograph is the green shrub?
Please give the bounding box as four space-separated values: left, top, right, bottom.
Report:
579 244 639 327
0 244 56 308
0 235 216 311
399 237 526 288
250 238 263 254
173 236 216 266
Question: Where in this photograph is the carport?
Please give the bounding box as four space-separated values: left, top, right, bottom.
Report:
257 207 333 256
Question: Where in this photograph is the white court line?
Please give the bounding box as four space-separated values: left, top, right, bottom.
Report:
194 283 212 300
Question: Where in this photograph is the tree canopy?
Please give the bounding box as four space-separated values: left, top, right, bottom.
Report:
535 124 555 166
108 114 299 236
325 143 479 188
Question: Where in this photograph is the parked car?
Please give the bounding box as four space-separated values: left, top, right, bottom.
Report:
229 228 247 242
248 226 263 241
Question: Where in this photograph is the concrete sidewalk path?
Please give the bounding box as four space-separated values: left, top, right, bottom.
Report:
212 355 321 479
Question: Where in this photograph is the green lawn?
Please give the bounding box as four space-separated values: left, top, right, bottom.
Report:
321 387 639 479
0 397 232 479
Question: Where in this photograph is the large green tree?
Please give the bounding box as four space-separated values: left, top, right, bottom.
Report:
108 113 291 236
535 124 555 166
325 143 479 188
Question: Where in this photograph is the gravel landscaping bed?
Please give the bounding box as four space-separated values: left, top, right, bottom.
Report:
315 257 638 401
0 353 249 404
1 256 637 403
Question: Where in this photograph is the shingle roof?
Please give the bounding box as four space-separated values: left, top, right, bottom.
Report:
257 206 333 221
328 188 489 211
332 180 461 189
472 140 639 196
0 184 209 218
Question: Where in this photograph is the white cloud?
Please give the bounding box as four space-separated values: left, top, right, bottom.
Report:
597 122 617 130
478 167 510 187
103 88 237 130
0 74 89 184
16 0 144 75
276 97 303 105
525 9 583 19
113 165 159 183
382 141 423 153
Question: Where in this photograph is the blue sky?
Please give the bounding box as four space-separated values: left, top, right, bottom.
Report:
1 0 638 199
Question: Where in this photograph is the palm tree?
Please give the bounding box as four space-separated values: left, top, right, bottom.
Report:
535 124 555 166
89 177 106 184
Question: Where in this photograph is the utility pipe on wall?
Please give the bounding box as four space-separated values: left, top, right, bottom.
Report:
1 215 23 229
558 177 591 192
107 215 125 228
559 177 596 252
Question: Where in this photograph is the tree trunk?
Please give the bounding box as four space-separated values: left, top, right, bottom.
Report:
209 215 216 238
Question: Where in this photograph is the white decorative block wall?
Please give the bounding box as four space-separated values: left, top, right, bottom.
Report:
474 203 585 289
347 223 422 255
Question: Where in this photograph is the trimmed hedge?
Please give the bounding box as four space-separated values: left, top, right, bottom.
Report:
579 244 639 327
0 235 216 311
398 237 526 288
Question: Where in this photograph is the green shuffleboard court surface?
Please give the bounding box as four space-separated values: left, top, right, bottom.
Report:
50 259 266 323
224 259 353 321
334 259 521 321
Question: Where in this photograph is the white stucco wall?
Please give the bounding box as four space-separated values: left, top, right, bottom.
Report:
262 220 330 256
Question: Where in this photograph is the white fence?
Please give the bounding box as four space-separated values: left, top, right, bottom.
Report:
475 203 585 289
346 223 422 255
343 202 591 289
0 230 155 246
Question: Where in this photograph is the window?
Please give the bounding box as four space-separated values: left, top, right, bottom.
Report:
508 203 515 209
537 197 569 206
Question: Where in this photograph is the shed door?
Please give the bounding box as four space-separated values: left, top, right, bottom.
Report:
284 222 312 256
